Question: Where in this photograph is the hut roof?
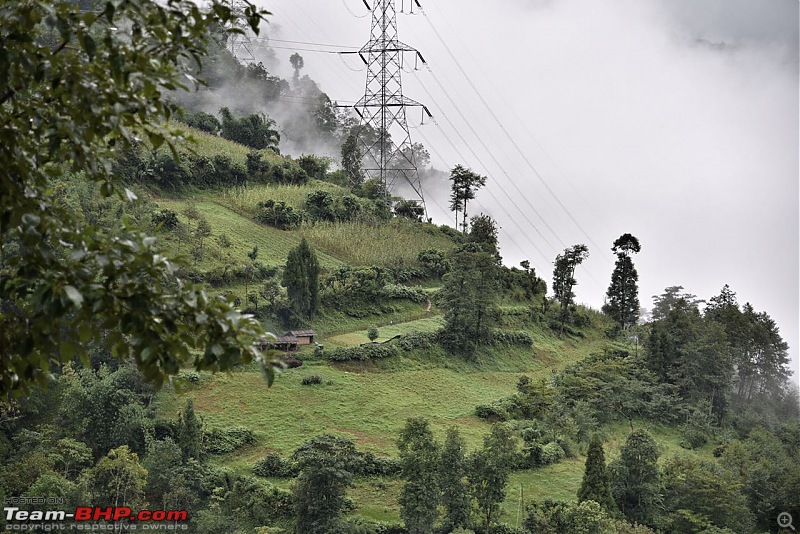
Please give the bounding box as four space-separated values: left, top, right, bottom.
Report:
286 330 316 337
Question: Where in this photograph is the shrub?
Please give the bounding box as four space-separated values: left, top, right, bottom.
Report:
175 370 201 384
491 331 533 347
557 438 577 458
439 224 466 243
215 233 233 248
253 452 297 478
540 441 566 465
255 199 302 230
381 284 427 303
301 375 322 386
417 248 451 278
151 209 179 230
148 151 190 189
355 452 401 477
572 311 592 328
680 428 708 450
209 154 247 186
367 325 379 342
296 154 330 180
246 151 271 181
284 356 303 369
475 400 512 422
523 442 544 468
205 426 256 454
305 190 336 221
325 344 399 362
491 525 528 534
182 111 220 134
271 160 308 185
396 332 438 352
387 267 426 283
219 107 280 150
394 199 424 220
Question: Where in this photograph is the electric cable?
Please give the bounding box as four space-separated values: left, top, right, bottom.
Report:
419 5 614 265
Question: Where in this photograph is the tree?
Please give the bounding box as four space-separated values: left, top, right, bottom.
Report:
645 301 733 421
609 430 660 525
650 286 703 321
439 243 499 357
397 418 441 534
142 437 183 506
449 165 487 233
578 435 617 515
219 107 280 150
661 455 755 532
552 244 590 335
289 52 305 82
562 500 617 534
469 214 500 258
0 0 277 395
260 278 282 310
292 435 358 534
194 216 213 255
282 238 320 321
470 424 517 534
733 303 792 402
177 398 204 462
367 325 379 343
603 234 641 330
243 245 259 306
439 427 472 531
85 446 148 509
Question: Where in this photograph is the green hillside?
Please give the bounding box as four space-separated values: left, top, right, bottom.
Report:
138 130 796 532
144 129 627 524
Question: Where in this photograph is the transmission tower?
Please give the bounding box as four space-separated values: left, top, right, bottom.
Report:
225 0 256 65
351 0 431 213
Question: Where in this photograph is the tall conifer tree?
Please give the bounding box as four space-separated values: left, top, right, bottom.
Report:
282 238 320 320
603 233 641 329
578 434 617 514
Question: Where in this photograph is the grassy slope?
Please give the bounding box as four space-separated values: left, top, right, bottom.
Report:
149 130 712 527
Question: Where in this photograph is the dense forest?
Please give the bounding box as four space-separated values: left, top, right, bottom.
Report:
1 1 798 534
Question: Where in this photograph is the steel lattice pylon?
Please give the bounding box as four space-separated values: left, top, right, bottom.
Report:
225 0 256 65
353 0 431 213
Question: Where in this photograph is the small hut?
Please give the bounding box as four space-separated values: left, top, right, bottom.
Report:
286 330 316 346
257 334 298 352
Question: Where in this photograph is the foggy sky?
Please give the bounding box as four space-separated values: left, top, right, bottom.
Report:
255 0 799 382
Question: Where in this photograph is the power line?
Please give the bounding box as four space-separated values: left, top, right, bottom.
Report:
254 37 360 49
418 65 565 251
262 45 350 54
418 5 614 265
414 125 550 267
411 81 554 266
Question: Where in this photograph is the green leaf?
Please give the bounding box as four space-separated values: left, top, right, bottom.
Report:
64 285 84 308
60 341 78 360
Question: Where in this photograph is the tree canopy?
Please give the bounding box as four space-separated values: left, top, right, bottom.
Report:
0 0 277 396
449 164 487 233
552 244 590 334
